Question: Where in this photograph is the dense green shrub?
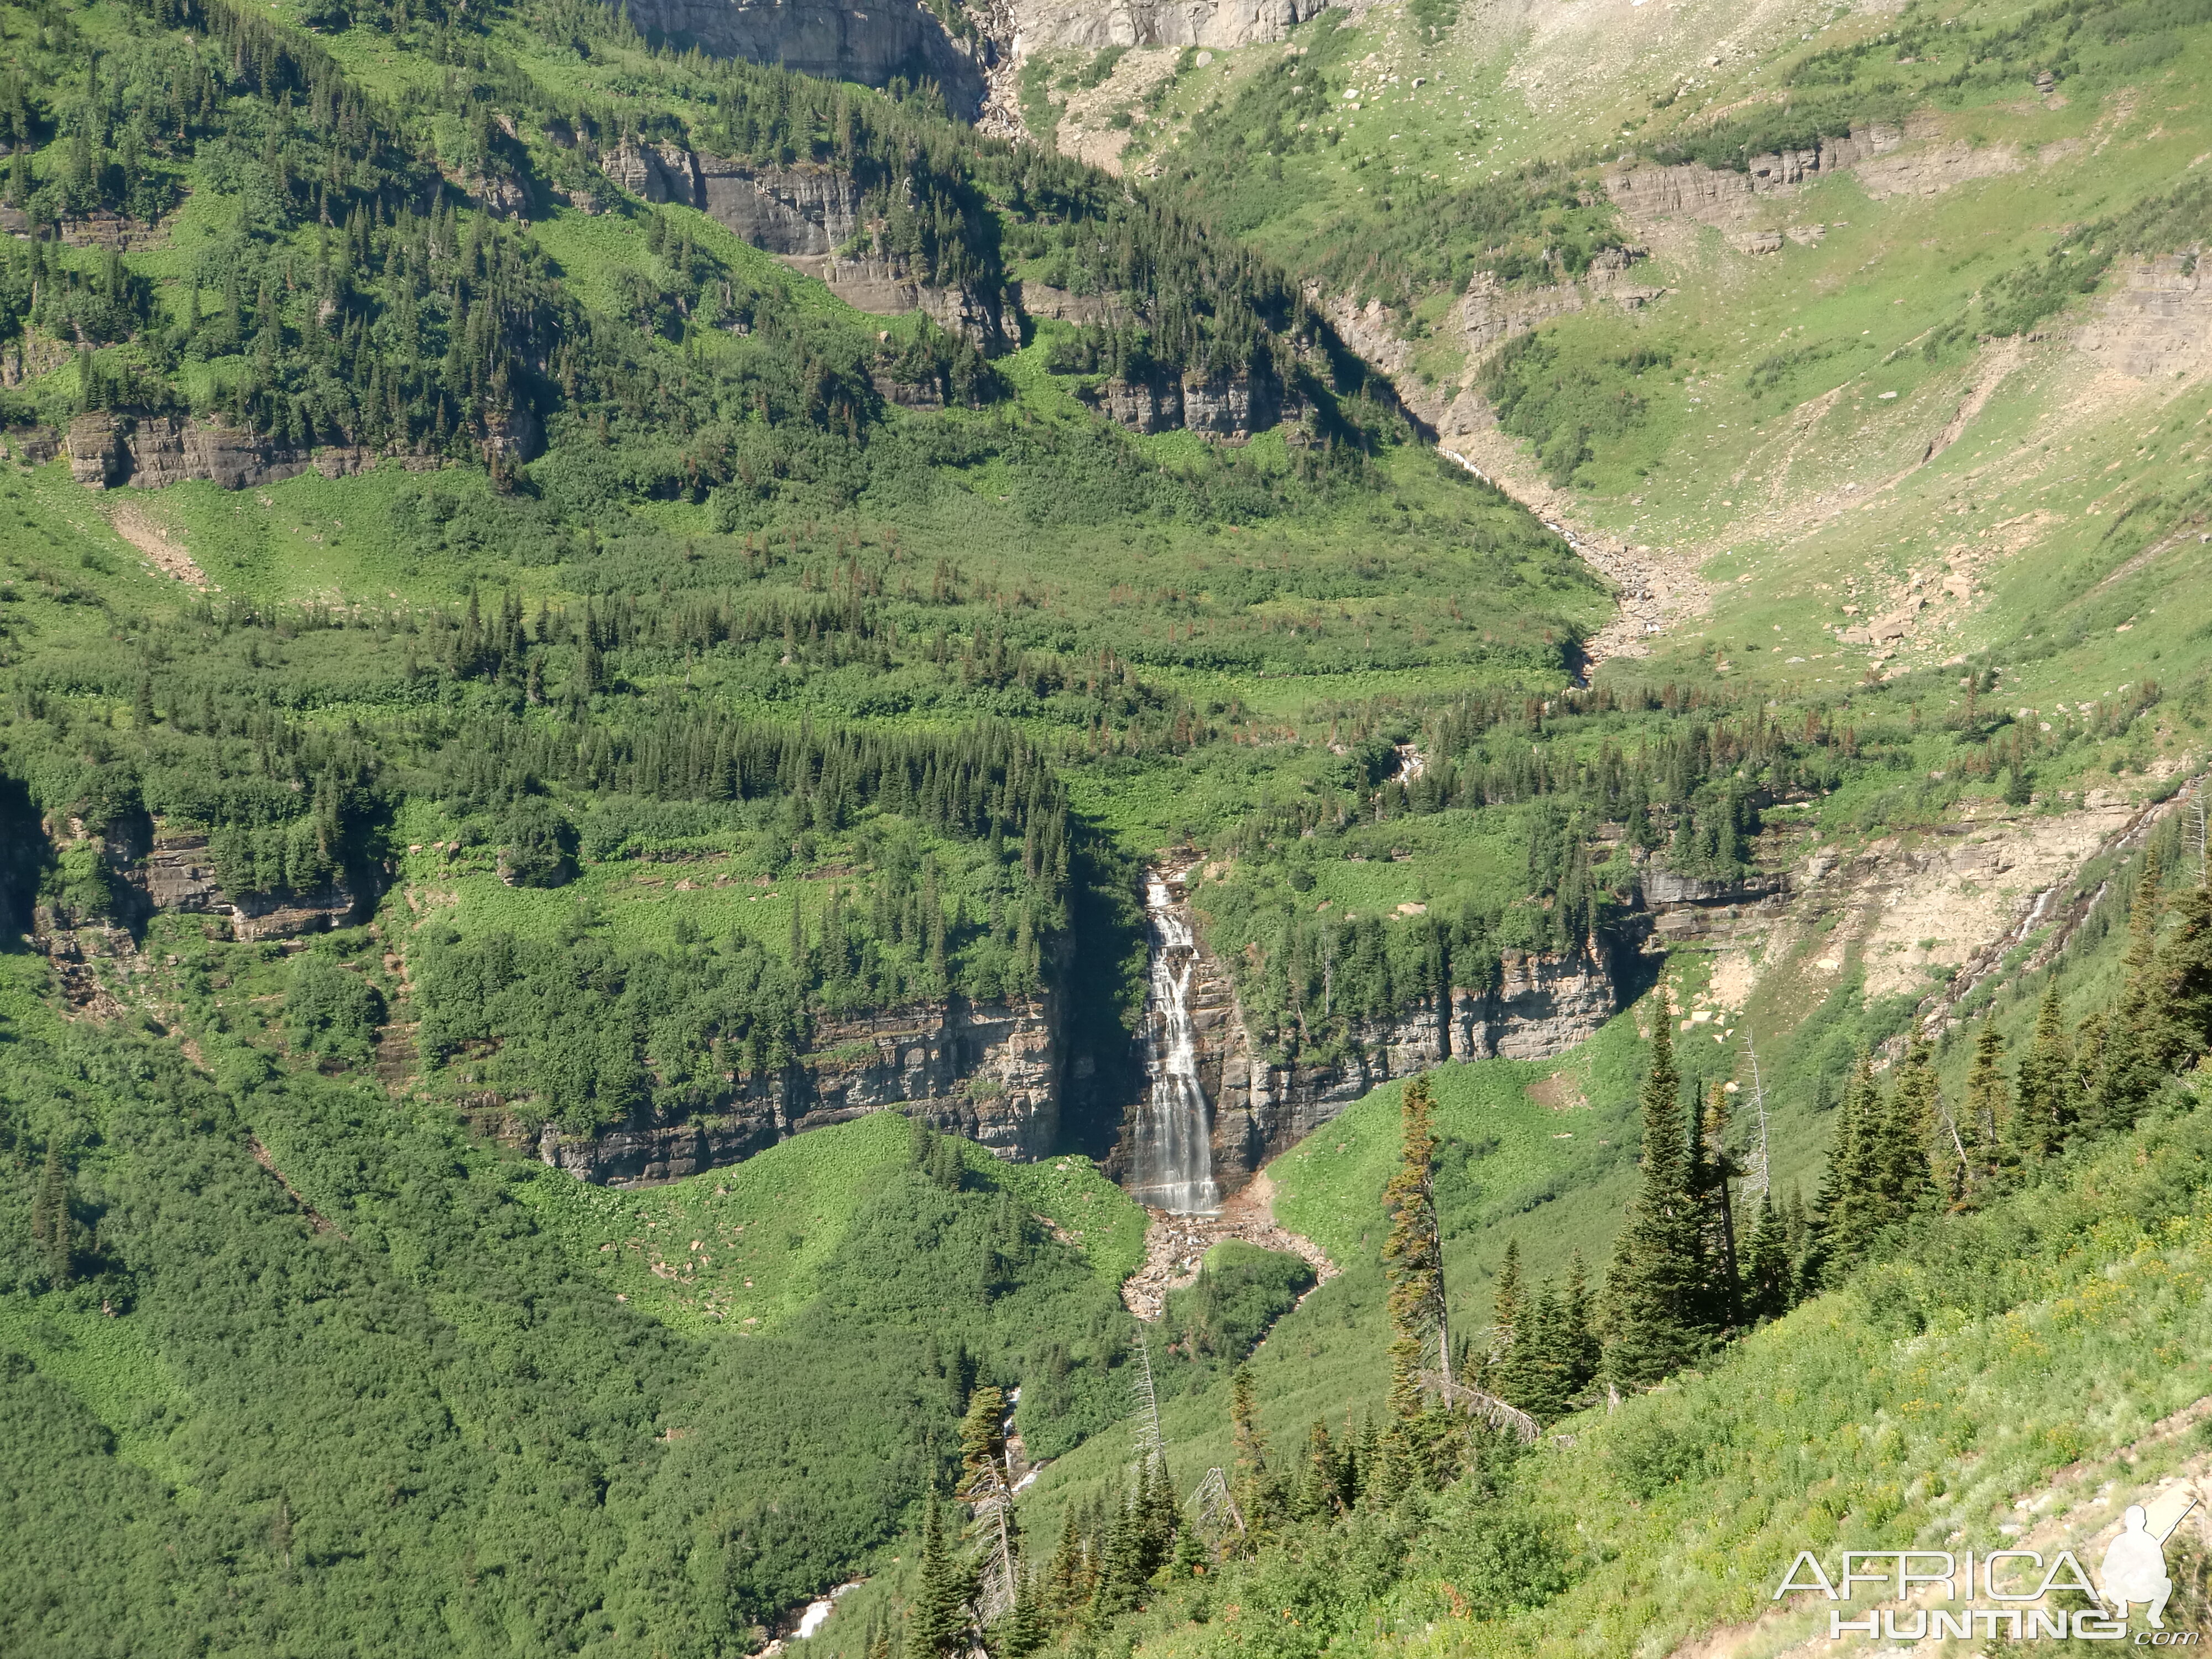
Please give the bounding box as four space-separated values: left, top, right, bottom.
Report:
284 953 384 1062
498 797 576 888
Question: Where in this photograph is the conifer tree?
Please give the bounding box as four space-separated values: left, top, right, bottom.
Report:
2073 1007 2110 1109
1228 1366 1276 1539
1960 1019 2014 1201
1740 1191 1793 1323
1604 988 1708 1387
1381 1074 1448 1417
1000 1567 1047 1657
2095 846 2172 1134
1801 1061 1863 1291
956 1386 1018 1625
2160 874 2212 1071
30 1142 70 1288
1692 1081 1741 1330
1042 1512 1087 1629
1486 1238 1524 1371
909 1489 972 1659
2015 983 2077 1160
1876 1040 1941 1224
1291 1419 1339 1521
1561 1249 1600 1395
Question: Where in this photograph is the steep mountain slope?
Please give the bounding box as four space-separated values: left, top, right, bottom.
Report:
3 0 2211 1652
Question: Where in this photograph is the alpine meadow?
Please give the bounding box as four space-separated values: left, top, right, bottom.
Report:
6 0 2212 1650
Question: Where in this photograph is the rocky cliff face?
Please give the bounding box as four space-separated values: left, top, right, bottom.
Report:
1642 859 1791 947
1603 124 1907 236
1079 364 1287 441
534 992 1063 1186
62 411 501 492
27 821 369 1015
1162 931 1622 1194
622 0 990 117
2077 255 2212 382
599 139 1014 350
1006 0 1329 54
1321 246 1663 432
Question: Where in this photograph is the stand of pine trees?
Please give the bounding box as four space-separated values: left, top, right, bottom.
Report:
1475 828 2212 1417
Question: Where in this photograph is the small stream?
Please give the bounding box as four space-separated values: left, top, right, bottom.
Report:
1130 871 1220 1215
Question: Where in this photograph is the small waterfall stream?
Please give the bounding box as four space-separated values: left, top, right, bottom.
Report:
1131 870 1220 1215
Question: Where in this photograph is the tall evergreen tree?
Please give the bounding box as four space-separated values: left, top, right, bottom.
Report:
2160 874 2212 1070
1740 1190 1793 1323
1875 1039 1940 1225
909 1489 972 1659
1291 1420 1343 1521
1485 1237 1525 1376
1604 988 1708 1387
1692 1080 1741 1330
30 1141 70 1287
1959 1019 2014 1202
2015 982 2077 1161
1561 1249 1600 1396
957 1386 1018 1626
2095 847 2169 1134
1802 1057 1870 1290
1381 1074 1448 1417
1228 1365 1276 1540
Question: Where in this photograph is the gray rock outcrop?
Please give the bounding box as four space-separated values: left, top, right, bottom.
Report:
1006 0 1330 54
29 822 368 963
1604 124 1906 232
64 411 507 491
621 0 990 117
602 140 1013 349
2077 255 2212 380
1170 931 1621 1196
534 992 1063 1185
1079 364 1287 441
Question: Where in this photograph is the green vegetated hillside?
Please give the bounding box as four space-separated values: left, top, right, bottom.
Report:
806 806 2211 1659
3 0 2212 1651
1115 0 2212 740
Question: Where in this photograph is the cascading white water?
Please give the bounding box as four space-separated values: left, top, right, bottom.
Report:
1132 873 1220 1215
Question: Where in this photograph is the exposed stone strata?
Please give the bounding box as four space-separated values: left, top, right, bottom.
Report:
596 137 1012 349
534 993 1063 1186
1458 246 1664 357
1642 859 1791 945
1318 247 1662 432
620 0 990 117
1005 0 1330 54
698 158 865 255
64 411 500 491
2076 255 2212 381
29 823 367 965
1603 124 1906 232
1079 365 1286 441
1168 927 1623 1196
1012 281 1118 325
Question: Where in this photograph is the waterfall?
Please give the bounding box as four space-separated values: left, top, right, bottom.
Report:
1132 872 1220 1215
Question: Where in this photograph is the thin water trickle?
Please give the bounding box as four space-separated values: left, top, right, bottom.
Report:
1132 872 1220 1215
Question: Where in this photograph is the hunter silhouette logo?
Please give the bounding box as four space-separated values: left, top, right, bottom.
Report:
2101 1505 2176 1630
1772 1494 2200 1643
